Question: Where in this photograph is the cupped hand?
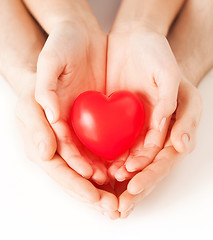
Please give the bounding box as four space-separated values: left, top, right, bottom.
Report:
107 29 181 180
35 21 109 185
15 79 119 219
116 79 202 218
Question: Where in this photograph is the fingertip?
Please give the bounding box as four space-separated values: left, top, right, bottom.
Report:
127 179 144 195
171 129 190 153
81 165 94 180
44 104 60 124
125 157 137 173
35 91 60 124
108 161 124 179
182 133 190 151
153 100 177 130
44 108 54 124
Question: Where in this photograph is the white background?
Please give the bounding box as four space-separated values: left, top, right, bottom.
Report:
0 0 213 239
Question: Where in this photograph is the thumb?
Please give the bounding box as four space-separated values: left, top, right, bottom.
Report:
16 95 57 161
153 69 180 131
35 50 62 124
171 84 202 153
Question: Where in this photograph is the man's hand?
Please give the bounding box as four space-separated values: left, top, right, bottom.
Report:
117 79 202 218
16 81 119 219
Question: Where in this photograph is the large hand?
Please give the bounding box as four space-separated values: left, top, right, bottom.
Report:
116 79 202 218
107 29 181 180
16 80 119 219
35 22 108 185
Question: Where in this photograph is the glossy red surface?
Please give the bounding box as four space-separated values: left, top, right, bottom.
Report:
71 91 145 160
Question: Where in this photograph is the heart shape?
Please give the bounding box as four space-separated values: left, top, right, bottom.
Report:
71 91 145 160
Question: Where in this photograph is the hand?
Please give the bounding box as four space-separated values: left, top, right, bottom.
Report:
107 29 181 180
35 21 109 185
15 75 120 219
116 79 202 218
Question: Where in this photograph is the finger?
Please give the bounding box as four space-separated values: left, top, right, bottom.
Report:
90 161 108 185
15 95 57 161
127 146 185 195
115 166 136 182
39 154 100 203
80 149 110 185
95 189 119 212
90 186 119 219
119 187 155 218
125 145 161 173
108 151 129 179
125 123 169 173
171 83 202 153
35 49 62 124
153 67 180 130
52 120 94 179
108 161 123 179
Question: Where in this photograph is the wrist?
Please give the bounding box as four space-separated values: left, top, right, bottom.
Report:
51 18 104 38
111 15 168 36
111 0 185 36
23 0 102 35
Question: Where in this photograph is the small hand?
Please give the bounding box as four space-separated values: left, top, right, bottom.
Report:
35 22 109 184
107 29 181 180
116 79 202 218
16 82 120 219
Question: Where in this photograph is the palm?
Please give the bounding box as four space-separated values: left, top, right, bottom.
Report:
107 31 172 179
39 24 108 184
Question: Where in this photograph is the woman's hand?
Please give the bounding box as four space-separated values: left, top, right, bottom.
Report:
35 21 109 185
116 79 202 218
107 29 181 181
16 76 120 219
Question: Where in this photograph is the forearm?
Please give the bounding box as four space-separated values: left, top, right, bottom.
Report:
22 0 101 33
168 0 213 87
0 0 46 96
111 0 185 35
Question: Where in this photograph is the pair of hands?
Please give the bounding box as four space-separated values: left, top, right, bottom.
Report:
35 22 180 182
16 21 202 219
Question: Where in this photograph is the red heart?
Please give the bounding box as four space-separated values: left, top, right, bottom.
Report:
71 91 145 160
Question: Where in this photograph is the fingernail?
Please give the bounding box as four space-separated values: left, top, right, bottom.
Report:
159 117 166 132
45 108 54 123
126 164 136 173
182 134 190 149
126 203 134 212
134 188 144 195
38 141 46 160
117 177 126 182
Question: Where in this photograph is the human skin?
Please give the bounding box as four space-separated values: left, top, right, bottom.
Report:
117 0 213 218
22 0 110 185
0 0 119 220
107 0 185 180
0 0 211 220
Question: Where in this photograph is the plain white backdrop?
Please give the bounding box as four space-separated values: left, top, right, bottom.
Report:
0 0 213 239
